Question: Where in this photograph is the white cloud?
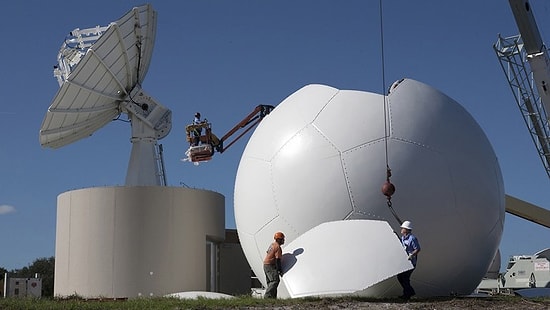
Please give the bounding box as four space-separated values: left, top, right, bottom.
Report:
0 205 16 215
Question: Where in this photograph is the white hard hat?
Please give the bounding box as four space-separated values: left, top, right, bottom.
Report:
400 220 413 230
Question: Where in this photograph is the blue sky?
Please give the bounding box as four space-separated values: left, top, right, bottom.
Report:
1 0 549 273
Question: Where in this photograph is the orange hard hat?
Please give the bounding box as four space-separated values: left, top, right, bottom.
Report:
274 231 285 240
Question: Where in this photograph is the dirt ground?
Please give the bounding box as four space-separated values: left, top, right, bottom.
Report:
245 296 550 309
333 298 549 309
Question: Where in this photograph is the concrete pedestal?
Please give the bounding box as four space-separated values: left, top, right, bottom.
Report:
54 186 224 298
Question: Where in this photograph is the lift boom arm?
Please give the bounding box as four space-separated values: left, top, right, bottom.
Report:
216 104 274 153
183 104 274 163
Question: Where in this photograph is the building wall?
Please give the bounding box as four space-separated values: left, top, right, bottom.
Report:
219 229 252 296
54 186 224 298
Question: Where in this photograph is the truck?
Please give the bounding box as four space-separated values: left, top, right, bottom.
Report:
501 248 550 289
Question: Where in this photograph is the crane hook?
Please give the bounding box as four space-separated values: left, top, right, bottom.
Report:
381 166 402 225
381 166 395 198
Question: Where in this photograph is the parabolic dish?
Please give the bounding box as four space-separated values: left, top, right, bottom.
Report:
40 4 157 148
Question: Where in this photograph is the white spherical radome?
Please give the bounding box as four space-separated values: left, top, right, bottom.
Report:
234 78 504 297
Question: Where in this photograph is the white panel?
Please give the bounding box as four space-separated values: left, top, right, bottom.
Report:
340 141 388 219
234 158 277 235
271 125 352 235
280 220 412 298
243 84 339 161
314 90 385 151
390 79 495 158
165 291 234 299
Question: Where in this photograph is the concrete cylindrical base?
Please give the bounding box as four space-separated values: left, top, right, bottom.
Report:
53 186 224 298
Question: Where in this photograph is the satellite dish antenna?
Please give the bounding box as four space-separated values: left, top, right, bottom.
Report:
40 4 171 186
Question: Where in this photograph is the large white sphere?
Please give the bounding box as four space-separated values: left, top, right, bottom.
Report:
234 78 505 297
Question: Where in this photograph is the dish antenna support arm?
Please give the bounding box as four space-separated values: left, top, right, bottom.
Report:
123 87 172 186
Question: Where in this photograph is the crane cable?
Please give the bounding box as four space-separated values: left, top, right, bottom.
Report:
378 0 402 226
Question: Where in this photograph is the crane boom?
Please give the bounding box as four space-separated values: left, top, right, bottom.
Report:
509 0 544 54
494 0 550 230
509 0 550 119
494 0 550 178
506 194 550 229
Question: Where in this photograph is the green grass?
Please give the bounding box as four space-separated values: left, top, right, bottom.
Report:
0 295 548 310
0 295 314 310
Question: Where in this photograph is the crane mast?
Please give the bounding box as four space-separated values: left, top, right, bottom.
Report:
494 0 550 178
495 0 550 230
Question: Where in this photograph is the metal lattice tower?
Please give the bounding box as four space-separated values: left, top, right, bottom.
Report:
494 34 550 178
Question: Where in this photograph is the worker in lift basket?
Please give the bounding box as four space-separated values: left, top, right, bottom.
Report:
263 231 285 298
396 220 421 300
192 112 202 146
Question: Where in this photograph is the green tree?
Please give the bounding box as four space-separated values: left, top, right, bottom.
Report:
0 266 6 296
12 257 55 297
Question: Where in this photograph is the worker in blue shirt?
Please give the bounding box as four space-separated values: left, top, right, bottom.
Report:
397 220 420 300
192 112 202 146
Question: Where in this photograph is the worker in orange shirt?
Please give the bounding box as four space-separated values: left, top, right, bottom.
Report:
263 231 285 298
